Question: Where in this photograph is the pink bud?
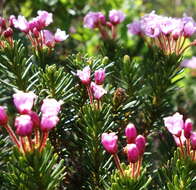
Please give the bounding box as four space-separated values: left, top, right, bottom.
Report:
163 112 184 137
190 132 196 150
28 111 40 127
90 82 107 100
41 98 61 116
184 119 193 139
77 66 91 85
135 135 146 156
3 27 13 38
0 106 8 125
126 144 139 163
101 132 118 154
13 91 36 114
40 115 59 132
94 68 105 85
54 28 69 42
15 115 33 136
125 123 137 143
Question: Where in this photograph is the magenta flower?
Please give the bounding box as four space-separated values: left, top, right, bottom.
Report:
180 57 196 69
135 135 146 156
163 112 184 137
29 111 40 128
54 28 69 42
13 91 36 114
40 115 59 132
126 144 139 163
109 10 125 25
83 12 105 29
9 15 16 27
37 10 53 28
125 123 137 143
190 132 196 150
3 27 13 38
172 130 186 147
41 98 61 117
90 82 107 100
101 132 118 154
94 68 105 85
15 114 33 136
0 106 8 125
184 118 193 139
127 20 142 35
77 66 91 85
13 15 29 33
42 30 55 47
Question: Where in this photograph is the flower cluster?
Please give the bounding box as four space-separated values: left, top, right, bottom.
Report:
0 91 62 153
12 10 68 50
164 112 196 161
101 123 146 179
84 10 125 40
128 11 196 55
77 66 106 105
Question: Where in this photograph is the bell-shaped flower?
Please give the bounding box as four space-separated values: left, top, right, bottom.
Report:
184 118 193 139
94 68 105 85
54 28 69 42
0 106 8 125
172 130 186 147
126 143 139 163
101 132 118 154
37 10 53 28
13 91 36 114
42 30 55 47
183 21 195 37
77 66 91 85
125 123 137 143
15 115 33 136
135 135 146 156
40 115 59 132
190 132 196 150
127 20 142 35
109 10 125 25
163 112 184 137
90 82 107 100
13 15 29 33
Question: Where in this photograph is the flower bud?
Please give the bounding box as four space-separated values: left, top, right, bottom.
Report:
135 135 146 156
29 111 40 127
125 123 137 143
184 119 193 139
126 144 139 163
40 115 59 132
101 132 118 154
94 68 105 85
0 106 8 125
3 27 13 38
77 66 91 85
190 132 196 150
13 91 36 114
15 115 33 136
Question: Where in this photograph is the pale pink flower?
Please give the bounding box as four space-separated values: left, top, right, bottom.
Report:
109 10 125 25
173 130 186 146
127 20 142 35
13 91 36 114
94 68 105 85
42 30 55 47
90 82 107 100
40 115 59 132
37 10 53 28
54 28 69 42
13 15 29 33
15 114 33 136
77 66 91 85
180 57 196 69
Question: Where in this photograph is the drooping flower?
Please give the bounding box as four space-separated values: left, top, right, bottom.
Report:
77 66 91 85
172 130 186 147
126 143 139 163
109 10 125 25
135 135 146 156
180 57 196 69
41 98 61 117
40 115 59 132
90 82 107 100
54 28 69 42
13 15 29 33
125 123 137 143
84 12 105 29
184 118 193 139
183 21 195 38
37 10 53 28
13 91 36 114
94 68 105 85
101 132 118 154
15 114 33 136
163 112 184 137
42 30 55 47
127 20 142 35
190 132 196 150
0 106 8 125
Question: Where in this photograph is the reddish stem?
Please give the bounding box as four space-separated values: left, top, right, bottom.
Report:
113 153 124 176
136 158 141 178
86 85 93 104
20 137 27 153
39 131 49 152
27 136 33 151
186 139 191 156
3 124 20 149
34 127 40 147
179 137 185 157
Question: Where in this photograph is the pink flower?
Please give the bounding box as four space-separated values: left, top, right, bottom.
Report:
13 91 36 114
28 111 40 127
9 15 16 27
77 66 91 85
159 17 176 35
3 27 13 38
190 132 196 150
37 10 53 28
183 21 195 37
127 20 142 35
184 118 193 138
163 112 184 137
40 115 59 132
42 30 55 47
125 123 137 143
84 12 105 29
13 15 29 33
54 28 69 42
15 115 33 136
172 130 186 147
0 106 8 125
135 135 146 156
94 68 105 85
41 98 61 116
101 132 118 154
90 82 107 100
180 57 196 69
109 10 125 25
126 144 139 163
